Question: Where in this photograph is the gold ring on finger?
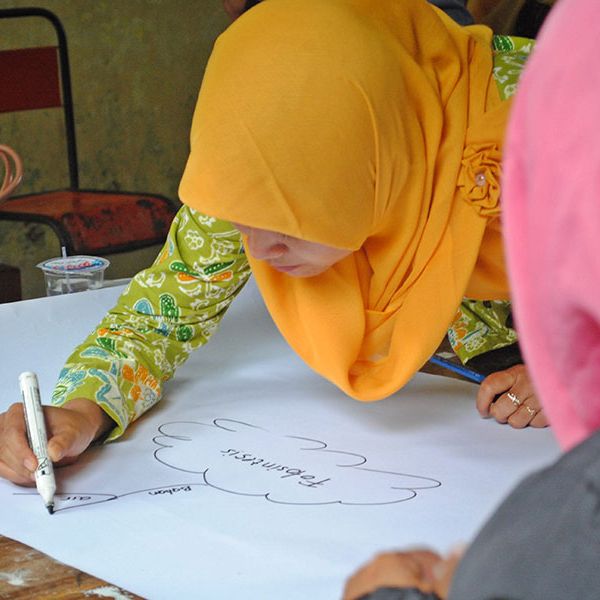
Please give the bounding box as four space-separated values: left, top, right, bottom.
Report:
524 405 536 417
507 392 521 407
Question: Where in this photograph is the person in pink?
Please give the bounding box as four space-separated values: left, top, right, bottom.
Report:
344 0 600 597
502 2 600 452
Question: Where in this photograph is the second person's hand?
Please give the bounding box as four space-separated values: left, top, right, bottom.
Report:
476 364 548 428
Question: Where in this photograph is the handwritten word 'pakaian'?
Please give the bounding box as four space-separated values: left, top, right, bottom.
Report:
148 485 192 496
220 449 331 489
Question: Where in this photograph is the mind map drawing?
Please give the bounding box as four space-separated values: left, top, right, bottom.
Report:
14 418 441 511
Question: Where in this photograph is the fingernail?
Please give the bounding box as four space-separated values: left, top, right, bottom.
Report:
48 439 63 462
23 458 36 471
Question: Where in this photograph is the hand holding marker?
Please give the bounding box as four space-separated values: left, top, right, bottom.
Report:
19 372 56 514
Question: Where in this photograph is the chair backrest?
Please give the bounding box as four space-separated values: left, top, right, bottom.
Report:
0 144 23 203
0 7 78 188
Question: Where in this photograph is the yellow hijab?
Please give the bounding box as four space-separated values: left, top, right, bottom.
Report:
179 0 510 400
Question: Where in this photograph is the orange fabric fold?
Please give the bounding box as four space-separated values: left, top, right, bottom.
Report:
179 0 511 400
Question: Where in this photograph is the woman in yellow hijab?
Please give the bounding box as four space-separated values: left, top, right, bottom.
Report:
180 0 521 403
0 0 543 489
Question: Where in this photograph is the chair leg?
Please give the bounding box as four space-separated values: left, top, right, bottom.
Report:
0 262 22 302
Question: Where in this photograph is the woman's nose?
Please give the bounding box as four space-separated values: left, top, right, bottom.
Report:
245 232 286 260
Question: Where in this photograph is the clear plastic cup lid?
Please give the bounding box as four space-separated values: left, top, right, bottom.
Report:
37 255 110 274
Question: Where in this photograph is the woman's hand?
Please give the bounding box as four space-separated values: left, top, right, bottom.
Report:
476 364 548 428
342 547 463 600
0 398 113 485
343 549 445 600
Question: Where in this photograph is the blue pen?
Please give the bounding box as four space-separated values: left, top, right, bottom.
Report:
428 355 485 384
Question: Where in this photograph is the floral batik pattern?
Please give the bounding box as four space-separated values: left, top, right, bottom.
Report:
52 207 251 440
491 35 535 100
448 300 517 362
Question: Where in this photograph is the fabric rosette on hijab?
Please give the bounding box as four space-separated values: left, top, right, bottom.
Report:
180 0 511 400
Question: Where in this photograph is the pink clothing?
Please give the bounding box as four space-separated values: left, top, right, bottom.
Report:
503 0 600 450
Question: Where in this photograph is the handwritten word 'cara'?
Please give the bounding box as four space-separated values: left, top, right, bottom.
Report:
220 449 331 489
148 485 192 496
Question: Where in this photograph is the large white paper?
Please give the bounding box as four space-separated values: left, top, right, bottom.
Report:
0 280 559 599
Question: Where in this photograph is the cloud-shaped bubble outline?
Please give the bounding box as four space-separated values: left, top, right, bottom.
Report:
152 418 441 506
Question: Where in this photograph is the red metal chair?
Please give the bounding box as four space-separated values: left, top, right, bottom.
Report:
0 7 177 256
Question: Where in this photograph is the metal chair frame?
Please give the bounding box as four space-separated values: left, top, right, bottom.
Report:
0 7 177 256
0 7 79 187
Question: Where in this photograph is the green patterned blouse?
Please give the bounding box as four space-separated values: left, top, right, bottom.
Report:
52 208 251 440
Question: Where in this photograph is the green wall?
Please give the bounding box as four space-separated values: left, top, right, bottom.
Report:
0 0 229 298
0 0 228 200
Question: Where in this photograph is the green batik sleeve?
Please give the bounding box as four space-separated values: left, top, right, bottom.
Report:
51 206 251 441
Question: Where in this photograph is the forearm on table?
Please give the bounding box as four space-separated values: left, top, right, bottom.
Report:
51 207 251 441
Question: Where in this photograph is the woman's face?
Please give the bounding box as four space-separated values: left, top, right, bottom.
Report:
234 223 352 278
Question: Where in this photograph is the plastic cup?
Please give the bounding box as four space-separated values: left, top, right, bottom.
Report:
37 255 110 296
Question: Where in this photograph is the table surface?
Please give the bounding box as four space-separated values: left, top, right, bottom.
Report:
0 356 463 599
0 535 143 599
